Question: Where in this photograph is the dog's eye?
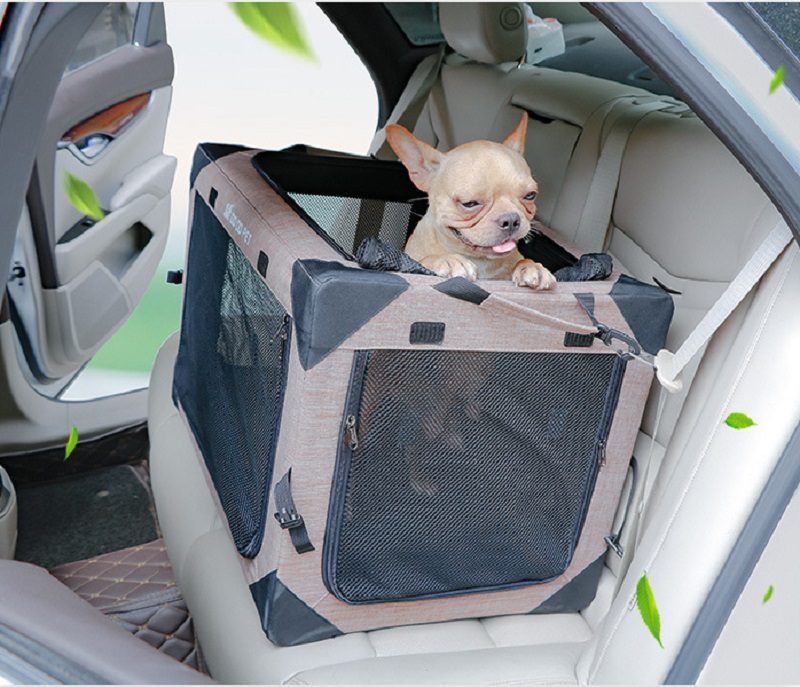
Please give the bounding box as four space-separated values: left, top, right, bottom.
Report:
460 200 481 209
523 191 538 201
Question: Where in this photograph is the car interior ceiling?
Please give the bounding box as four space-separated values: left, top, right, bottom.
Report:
0 1 795 683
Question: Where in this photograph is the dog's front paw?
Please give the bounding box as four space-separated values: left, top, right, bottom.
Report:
512 259 556 290
422 254 478 281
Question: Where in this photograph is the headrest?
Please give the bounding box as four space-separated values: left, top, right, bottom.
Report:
439 3 527 65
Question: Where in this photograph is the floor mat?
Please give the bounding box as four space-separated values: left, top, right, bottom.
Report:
15 465 158 568
51 540 206 673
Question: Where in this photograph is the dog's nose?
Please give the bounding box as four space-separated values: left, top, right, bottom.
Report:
498 212 521 234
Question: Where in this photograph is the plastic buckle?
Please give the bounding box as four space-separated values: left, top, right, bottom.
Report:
604 534 624 558
596 325 642 359
274 508 304 530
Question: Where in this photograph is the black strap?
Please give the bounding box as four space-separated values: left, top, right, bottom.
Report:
274 470 314 554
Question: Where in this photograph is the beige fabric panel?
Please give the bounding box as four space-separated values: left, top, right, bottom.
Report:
192 151 345 312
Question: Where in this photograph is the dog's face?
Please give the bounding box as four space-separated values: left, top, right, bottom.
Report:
386 113 538 258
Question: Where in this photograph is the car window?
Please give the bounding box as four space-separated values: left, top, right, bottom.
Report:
64 3 137 74
749 2 800 60
385 3 444 46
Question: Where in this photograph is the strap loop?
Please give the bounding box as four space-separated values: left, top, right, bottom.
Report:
274 470 315 554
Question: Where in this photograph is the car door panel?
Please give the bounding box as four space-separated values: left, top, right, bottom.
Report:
20 4 175 380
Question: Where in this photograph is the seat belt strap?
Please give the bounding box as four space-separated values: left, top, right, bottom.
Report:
370 44 447 160
574 98 685 252
655 220 794 392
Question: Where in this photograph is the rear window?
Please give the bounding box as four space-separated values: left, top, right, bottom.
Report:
749 2 800 60
385 3 444 46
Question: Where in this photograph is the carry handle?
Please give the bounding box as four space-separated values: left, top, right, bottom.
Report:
432 277 598 336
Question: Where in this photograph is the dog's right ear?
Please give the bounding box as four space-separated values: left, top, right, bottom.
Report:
385 124 443 192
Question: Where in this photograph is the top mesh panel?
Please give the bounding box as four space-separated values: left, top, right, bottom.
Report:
326 349 623 603
289 193 413 254
173 196 290 558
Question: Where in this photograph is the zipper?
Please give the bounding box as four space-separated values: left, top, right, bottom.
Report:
345 415 359 450
322 351 369 600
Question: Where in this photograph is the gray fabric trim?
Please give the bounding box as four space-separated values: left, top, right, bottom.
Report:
290 259 409 370
610 274 674 355
250 572 342 647
665 420 800 683
433 277 490 304
529 555 606 614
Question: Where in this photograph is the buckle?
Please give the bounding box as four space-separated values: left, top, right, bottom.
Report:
274 508 304 530
604 534 624 558
596 325 642 359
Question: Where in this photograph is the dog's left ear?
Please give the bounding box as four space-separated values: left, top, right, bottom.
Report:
502 112 528 155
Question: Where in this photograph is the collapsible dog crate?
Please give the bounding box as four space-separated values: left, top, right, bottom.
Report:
172 143 673 647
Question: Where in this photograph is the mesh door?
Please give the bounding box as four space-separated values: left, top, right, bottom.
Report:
173 196 290 558
324 349 625 603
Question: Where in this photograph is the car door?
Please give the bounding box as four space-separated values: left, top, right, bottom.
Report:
6 2 175 385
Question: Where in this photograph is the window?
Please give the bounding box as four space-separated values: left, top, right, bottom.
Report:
65 3 136 73
385 3 444 46
749 3 800 61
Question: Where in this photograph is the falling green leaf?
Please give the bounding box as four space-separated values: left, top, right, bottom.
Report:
63 173 105 221
725 412 757 430
763 584 774 604
636 573 663 648
64 425 79 461
769 65 785 94
229 3 314 60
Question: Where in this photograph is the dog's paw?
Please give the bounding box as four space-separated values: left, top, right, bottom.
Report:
512 259 556 290
422 254 478 281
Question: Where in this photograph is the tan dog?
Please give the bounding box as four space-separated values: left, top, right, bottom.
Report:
386 113 555 289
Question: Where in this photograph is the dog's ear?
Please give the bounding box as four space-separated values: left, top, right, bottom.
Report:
502 112 528 155
385 124 443 192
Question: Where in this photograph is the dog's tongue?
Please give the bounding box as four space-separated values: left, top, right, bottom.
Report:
492 239 518 254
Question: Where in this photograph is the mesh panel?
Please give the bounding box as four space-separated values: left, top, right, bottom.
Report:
288 192 414 255
326 350 624 603
173 196 290 558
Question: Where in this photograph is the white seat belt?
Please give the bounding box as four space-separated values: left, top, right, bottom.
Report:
655 219 794 392
574 97 687 253
370 44 447 160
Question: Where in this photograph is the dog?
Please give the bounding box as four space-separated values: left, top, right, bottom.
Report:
386 112 555 290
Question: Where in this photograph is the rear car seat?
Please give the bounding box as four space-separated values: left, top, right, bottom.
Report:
148 5 797 684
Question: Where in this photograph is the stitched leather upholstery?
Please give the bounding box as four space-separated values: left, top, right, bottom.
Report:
51 539 204 672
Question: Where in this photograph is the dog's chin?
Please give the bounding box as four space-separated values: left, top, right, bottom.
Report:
448 226 523 257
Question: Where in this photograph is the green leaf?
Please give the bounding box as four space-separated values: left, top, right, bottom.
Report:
636 573 664 648
64 425 79 461
63 173 105 221
229 3 314 60
725 412 757 430
769 65 785 94
763 584 774 604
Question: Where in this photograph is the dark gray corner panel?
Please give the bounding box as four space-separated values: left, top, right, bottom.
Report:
251 572 342 647
530 555 606 614
611 274 674 355
291 259 409 370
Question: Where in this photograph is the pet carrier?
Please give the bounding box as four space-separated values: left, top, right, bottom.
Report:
172 143 673 646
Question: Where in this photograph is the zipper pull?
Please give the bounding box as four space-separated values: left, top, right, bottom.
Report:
598 439 607 468
345 415 359 450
